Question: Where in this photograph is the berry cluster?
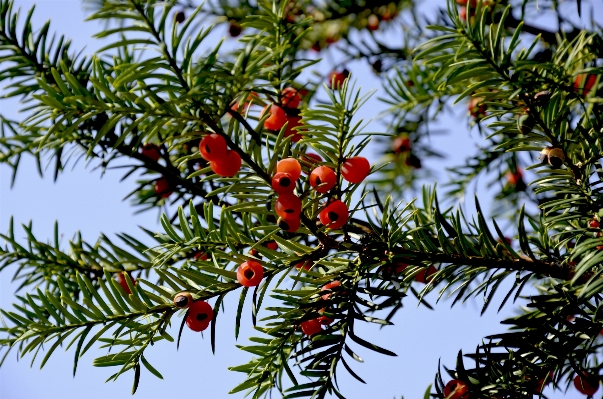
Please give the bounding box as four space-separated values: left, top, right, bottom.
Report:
200 133 242 177
261 87 305 142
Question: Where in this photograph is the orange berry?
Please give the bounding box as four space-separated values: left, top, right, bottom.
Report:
282 87 302 108
236 260 264 287
154 177 173 198
272 172 295 194
186 301 213 332
275 193 302 220
262 104 287 131
574 374 599 396
277 158 302 181
193 252 208 261
328 70 349 90
285 116 303 142
319 200 349 229
341 156 370 183
116 272 135 295
210 150 241 177
300 319 322 336
321 280 341 300
295 260 312 270
199 134 227 161
141 143 161 162
309 166 337 193
367 14 379 31
278 217 301 232
443 379 470 399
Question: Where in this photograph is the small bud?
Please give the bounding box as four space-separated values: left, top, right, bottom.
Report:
174 292 193 308
534 91 551 106
547 148 565 168
517 114 535 134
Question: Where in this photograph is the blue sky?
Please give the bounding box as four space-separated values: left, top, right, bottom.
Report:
2 0 599 398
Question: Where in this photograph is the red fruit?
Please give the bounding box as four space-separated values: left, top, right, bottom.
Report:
282 87 302 108
393 136 411 153
193 252 208 261
444 379 470 399
228 20 242 37
117 272 135 295
199 134 227 161
237 260 264 287
186 301 214 332
321 280 341 300
266 241 278 251
415 265 437 284
295 260 312 270
459 6 467 21
278 217 301 232
300 319 322 336
272 172 295 194
248 248 259 257
210 150 241 177
277 158 302 181
506 168 523 185
367 14 379 31
341 156 370 183
574 74 597 96
468 97 486 118
317 309 334 325
141 143 161 162
285 116 303 142
309 166 337 193
303 153 323 166
231 92 258 114
328 70 349 90
275 193 302 220
154 177 173 198
589 220 600 228
262 104 288 131
574 374 599 396
395 262 408 273
319 200 349 229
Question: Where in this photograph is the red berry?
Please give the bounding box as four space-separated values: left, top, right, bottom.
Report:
154 177 173 198
415 265 437 284
459 6 467 21
317 308 334 325
282 87 301 108
300 319 322 336
589 220 600 228
248 248 259 257
275 193 302 220
574 374 599 396
266 241 278 251
295 260 312 270
141 143 161 162
231 92 258 114
272 172 295 194
285 116 303 142
193 252 208 261
116 272 135 295
319 200 349 229
393 136 411 153
443 379 470 399
262 104 287 131
277 158 302 181
186 301 214 332
210 150 241 177
341 156 370 184
321 280 341 300
328 70 349 90
395 262 408 273
302 153 323 168
199 134 227 161
574 74 597 96
237 260 264 287
228 20 242 37
367 14 379 31
278 217 301 232
468 96 486 118
309 166 337 193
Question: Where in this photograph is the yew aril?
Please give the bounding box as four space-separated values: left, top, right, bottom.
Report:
300 319 322 336
237 260 264 287
341 156 370 183
199 133 227 161
154 177 173 198
276 158 302 181
443 379 470 399
275 193 302 220
262 104 287 131
210 150 241 177
309 166 337 193
186 301 213 332
319 200 349 230
141 143 161 162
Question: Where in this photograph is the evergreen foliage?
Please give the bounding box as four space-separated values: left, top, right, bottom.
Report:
1 0 602 397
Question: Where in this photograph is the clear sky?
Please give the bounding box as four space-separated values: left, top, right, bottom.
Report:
1 0 599 398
